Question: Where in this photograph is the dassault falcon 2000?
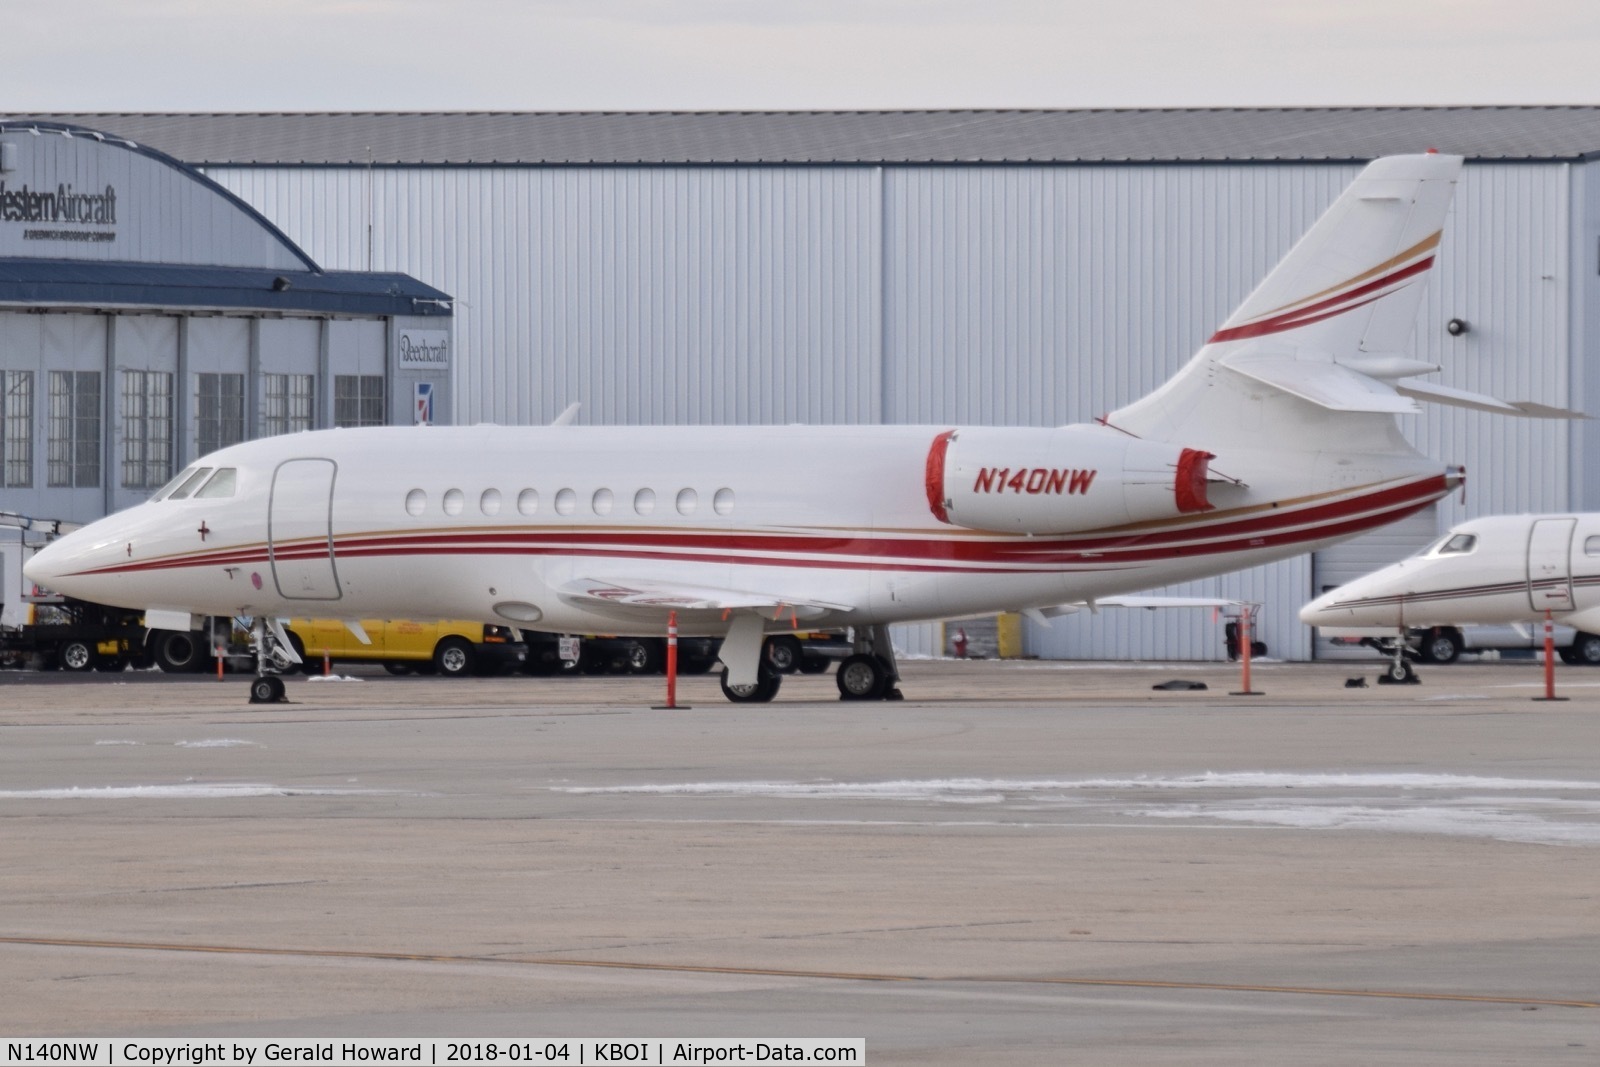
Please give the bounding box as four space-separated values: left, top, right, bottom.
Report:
1300 513 1600 677
25 152 1571 703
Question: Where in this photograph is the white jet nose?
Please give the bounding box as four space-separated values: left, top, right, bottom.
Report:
1299 586 1359 628
1298 568 1406 628
22 537 70 591
22 524 121 605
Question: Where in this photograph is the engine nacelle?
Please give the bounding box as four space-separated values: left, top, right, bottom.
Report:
924 426 1214 534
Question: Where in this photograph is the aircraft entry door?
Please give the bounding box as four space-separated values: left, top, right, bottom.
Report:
1526 517 1576 614
269 458 342 601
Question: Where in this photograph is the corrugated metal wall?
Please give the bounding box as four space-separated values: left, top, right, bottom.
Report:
202 160 1575 662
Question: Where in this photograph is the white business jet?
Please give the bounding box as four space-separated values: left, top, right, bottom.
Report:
1300 514 1600 678
25 153 1564 703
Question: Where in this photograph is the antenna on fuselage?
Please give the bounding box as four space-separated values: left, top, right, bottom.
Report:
550 402 581 427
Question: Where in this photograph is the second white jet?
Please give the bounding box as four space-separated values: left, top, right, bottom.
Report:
1300 513 1600 667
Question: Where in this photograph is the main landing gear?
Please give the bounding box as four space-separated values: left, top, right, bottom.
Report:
719 663 783 703
836 624 904 701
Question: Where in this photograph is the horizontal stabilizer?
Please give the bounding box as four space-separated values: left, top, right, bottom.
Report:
1220 352 1419 414
559 577 853 621
1394 378 1586 419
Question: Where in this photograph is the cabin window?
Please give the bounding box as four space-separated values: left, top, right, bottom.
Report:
517 488 539 515
160 466 212 501
443 488 465 516
634 488 656 515
405 489 427 516
676 488 698 515
713 488 735 516
592 488 614 515
480 488 502 516
1437 534 1477 555
194 468 238 499
1585 536 1600 557
555 488 576 516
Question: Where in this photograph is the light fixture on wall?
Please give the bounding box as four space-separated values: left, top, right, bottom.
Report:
271 276 292 292
1446 318 1469 336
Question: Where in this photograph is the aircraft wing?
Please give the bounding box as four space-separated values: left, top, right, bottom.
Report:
557 577 854 622
1021 595 1248 625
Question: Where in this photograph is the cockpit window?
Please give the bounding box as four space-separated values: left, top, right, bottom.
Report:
1436 533 1477 556
152 467 200 501
194 468 238 499
164 467 214 501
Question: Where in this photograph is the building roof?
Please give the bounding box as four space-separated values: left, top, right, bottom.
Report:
6 108 1600 166
0 260 454 317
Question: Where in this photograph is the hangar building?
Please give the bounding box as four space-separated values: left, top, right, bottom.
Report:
0 120 453 531
9 109 1600 661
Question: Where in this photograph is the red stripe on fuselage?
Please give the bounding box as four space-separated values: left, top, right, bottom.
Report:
66 473 1451 579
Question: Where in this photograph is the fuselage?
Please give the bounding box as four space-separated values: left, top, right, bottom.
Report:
1300 514 1600 632
26 422 1456 637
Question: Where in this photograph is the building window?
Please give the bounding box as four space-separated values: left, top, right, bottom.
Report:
1 370 33 488
121 370 174 490
196 372 245 456
264 373 316 436
334 375 385 428
47 371 101 488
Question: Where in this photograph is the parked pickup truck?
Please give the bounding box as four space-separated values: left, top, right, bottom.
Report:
1324 623 1600 665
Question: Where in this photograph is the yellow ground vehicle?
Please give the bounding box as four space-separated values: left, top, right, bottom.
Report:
283 618 527 677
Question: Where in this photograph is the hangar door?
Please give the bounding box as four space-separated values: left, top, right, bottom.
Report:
269 458 341 600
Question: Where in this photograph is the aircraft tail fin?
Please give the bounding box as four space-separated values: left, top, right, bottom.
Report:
1109 153 1466 449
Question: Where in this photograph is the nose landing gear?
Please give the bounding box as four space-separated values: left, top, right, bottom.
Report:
1376 627 1420 686
247 617 290 703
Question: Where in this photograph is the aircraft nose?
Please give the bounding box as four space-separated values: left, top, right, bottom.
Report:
23 536 80 595
22 525 118 604
23 538 62 583
1299 588 1357 627
1299 570 1405 628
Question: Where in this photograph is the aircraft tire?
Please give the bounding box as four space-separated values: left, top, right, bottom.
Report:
719 667 781 703
249 675 286 704
836 653 889 700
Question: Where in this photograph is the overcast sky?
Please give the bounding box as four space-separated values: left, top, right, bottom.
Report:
10 0 1600 112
